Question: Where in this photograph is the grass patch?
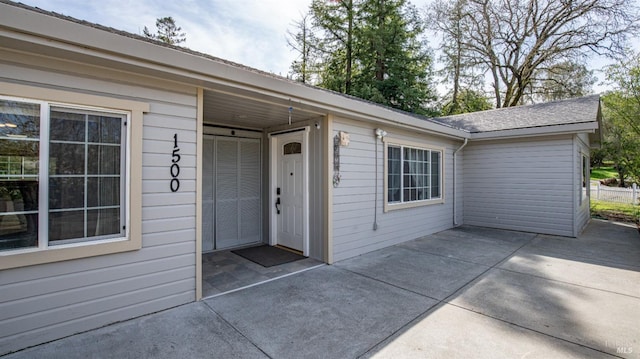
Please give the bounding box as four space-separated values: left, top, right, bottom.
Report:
591 200 639 223
590 166 618 181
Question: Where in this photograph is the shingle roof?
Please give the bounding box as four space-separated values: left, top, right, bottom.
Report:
430 95 601 133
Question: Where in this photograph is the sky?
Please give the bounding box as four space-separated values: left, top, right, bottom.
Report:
18 0 374 76
17 0 640 94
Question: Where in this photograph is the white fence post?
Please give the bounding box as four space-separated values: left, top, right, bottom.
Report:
597 182 601 201
633 183 638 206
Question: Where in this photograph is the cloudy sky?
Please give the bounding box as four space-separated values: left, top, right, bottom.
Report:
18 0 638 92
20 0 428 76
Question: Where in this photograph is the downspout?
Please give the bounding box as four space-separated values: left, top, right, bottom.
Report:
453 138 468 226
373 128 387 230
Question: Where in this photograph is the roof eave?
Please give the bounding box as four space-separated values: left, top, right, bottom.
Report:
469 122 599 141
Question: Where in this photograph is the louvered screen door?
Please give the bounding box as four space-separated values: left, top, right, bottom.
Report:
202 136 215 252
209 136 261 250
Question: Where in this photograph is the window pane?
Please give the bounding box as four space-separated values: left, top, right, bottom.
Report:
0 180 39 212
49 210 85 241
0 100 40 250
87 145 120 175
48 107 124 244
0 178 39 250
283 142 302 155
88 115 122 144
403 173 411 188
431 151 440 198
87 177 120 207
0 100 40 139
50 111 85 142
387 146 401 203
388 145 443 204
0 141 39 178
87 208 120 237
0 213 38 251
49 177 84 209
50 143 85 174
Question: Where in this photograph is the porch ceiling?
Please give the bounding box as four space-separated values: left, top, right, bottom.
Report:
203 89 324 130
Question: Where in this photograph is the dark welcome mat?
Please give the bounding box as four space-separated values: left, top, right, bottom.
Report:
232 245 306 267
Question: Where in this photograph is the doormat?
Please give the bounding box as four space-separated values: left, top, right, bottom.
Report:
232 245 306 267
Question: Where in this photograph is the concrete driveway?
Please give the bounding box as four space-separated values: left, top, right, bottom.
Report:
4 220 639 358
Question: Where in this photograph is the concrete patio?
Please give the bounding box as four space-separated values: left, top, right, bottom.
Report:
3 219 639 358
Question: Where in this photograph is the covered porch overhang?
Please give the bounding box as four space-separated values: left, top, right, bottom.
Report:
199 87 330 299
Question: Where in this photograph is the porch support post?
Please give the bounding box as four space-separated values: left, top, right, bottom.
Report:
195 87 204 301
324 114 334 264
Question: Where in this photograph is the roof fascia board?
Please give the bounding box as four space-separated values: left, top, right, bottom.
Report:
0 3 468 139
469 122 598 140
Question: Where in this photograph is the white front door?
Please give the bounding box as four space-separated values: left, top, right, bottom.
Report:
271 130 308 254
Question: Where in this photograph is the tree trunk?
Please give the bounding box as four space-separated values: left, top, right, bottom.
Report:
345 0 353 94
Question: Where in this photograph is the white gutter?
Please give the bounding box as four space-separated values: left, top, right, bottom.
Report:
452 138 468 226
469 122 598 140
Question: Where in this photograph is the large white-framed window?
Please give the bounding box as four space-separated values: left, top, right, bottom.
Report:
384 138 444 212
0 83 146 270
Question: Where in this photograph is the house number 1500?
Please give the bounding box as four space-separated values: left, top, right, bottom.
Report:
170 133 181 192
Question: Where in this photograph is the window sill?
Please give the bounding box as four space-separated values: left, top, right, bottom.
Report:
384 198 444 212
0 236 141 270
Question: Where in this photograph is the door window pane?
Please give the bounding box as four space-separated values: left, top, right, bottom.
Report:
283 142 301 155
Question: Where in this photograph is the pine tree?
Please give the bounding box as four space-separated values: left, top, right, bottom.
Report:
295 0 437 114
287 13 321 84
143 17 186 45
353 0 436 114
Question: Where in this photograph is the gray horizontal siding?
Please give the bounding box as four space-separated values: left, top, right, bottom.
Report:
0 55 197 354
331 119 458 262
463 136 575 236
